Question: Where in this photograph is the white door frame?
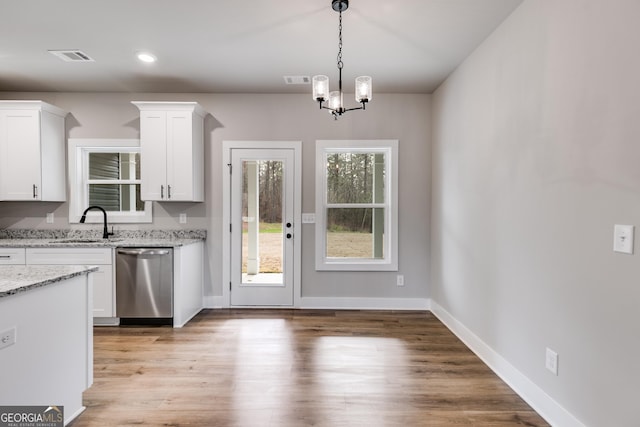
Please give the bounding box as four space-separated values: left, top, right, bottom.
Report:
221 140 302 308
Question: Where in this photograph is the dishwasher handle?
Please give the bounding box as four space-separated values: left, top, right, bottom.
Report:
117 248 171 256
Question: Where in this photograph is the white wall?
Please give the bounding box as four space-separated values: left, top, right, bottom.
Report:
431 1 640 426
0 92 431 305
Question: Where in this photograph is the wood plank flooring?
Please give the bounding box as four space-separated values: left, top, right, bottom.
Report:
70 310 549 426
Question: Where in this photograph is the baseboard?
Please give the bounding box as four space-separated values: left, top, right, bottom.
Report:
204 296 430 310
300 297 431 310
65 405 85 426
93 317 119 326
430 301 585 427
203 295 224 308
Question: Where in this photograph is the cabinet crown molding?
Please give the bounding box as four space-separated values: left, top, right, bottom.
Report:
0 100 67 117
131 101 205 117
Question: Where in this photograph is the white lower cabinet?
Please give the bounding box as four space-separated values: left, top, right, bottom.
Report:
26 248 114 319
5 243 203 327
0 248 26 264
173 241 204 327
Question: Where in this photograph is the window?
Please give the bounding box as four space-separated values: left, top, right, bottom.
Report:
68 139 152 223
315 140 398 271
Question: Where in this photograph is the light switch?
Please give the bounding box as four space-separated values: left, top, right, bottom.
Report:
302 213 315 224
613 224 634 254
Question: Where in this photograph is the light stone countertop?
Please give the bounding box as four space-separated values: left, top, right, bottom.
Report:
0 265 99 298
0 237 204 248
0 229 206 248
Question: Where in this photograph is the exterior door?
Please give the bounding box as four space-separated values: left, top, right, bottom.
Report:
230 148 295 306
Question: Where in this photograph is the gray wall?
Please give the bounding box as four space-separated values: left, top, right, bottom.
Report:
431 1 640 425
0 92 431 303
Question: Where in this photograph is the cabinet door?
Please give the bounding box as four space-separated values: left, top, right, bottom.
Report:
92 265 115 317
166 111 193 201
140 111 168 201
0 110 42 200
26 248 114 318
0 248 26 264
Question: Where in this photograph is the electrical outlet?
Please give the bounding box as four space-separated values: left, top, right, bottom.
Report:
302 213 315 224
0 327 16 350
545 347 558 375
46 213 54 224
396 275 404 286
179 213 187 224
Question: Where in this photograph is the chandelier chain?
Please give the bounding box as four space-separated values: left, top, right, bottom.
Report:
337 11 343 70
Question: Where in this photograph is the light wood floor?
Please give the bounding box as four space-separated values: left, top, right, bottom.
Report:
70 310 549 426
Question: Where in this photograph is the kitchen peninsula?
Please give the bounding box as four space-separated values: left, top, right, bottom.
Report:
0 265 97 425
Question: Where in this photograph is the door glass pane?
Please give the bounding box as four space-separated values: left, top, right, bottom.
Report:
241 160 284 285
326 208 385 259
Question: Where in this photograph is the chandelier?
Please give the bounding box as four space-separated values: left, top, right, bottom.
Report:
312 0 372 119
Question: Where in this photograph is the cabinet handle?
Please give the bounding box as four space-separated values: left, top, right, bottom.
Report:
168 185 171 199
0 255 11 259
161 185 164 199
33 184 38 199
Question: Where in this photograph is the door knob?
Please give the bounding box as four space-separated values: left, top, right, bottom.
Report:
286 233 292 239
286 222 292 228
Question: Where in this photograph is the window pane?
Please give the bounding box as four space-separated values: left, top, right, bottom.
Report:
89 152 140 180
326 208 384 259
120 153 140 180
89 153 120 180
89 184 144 212
326 153 385 204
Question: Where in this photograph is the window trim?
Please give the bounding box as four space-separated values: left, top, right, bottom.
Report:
68 138 152 224
315 140 398 271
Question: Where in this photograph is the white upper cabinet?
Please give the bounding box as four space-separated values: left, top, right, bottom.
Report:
132 101 206 202
0 101 67 201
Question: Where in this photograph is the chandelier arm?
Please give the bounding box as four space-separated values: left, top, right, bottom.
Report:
343 105 365 112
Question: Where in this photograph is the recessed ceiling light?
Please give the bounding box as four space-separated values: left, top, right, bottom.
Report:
137 52 157 63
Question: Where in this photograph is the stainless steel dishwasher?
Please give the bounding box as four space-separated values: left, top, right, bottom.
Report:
116 248 173 325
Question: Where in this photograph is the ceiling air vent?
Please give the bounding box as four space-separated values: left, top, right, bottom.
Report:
48 50 95 62
284 76 310 85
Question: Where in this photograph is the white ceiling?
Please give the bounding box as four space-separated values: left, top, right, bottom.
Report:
0 0 523 94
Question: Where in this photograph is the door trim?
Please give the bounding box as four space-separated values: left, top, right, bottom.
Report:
221 141 302 308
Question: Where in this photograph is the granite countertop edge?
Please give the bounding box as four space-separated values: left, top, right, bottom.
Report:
0 265 99 298
0 237 205 248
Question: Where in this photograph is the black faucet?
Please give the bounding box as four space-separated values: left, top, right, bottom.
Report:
79 206 114 239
